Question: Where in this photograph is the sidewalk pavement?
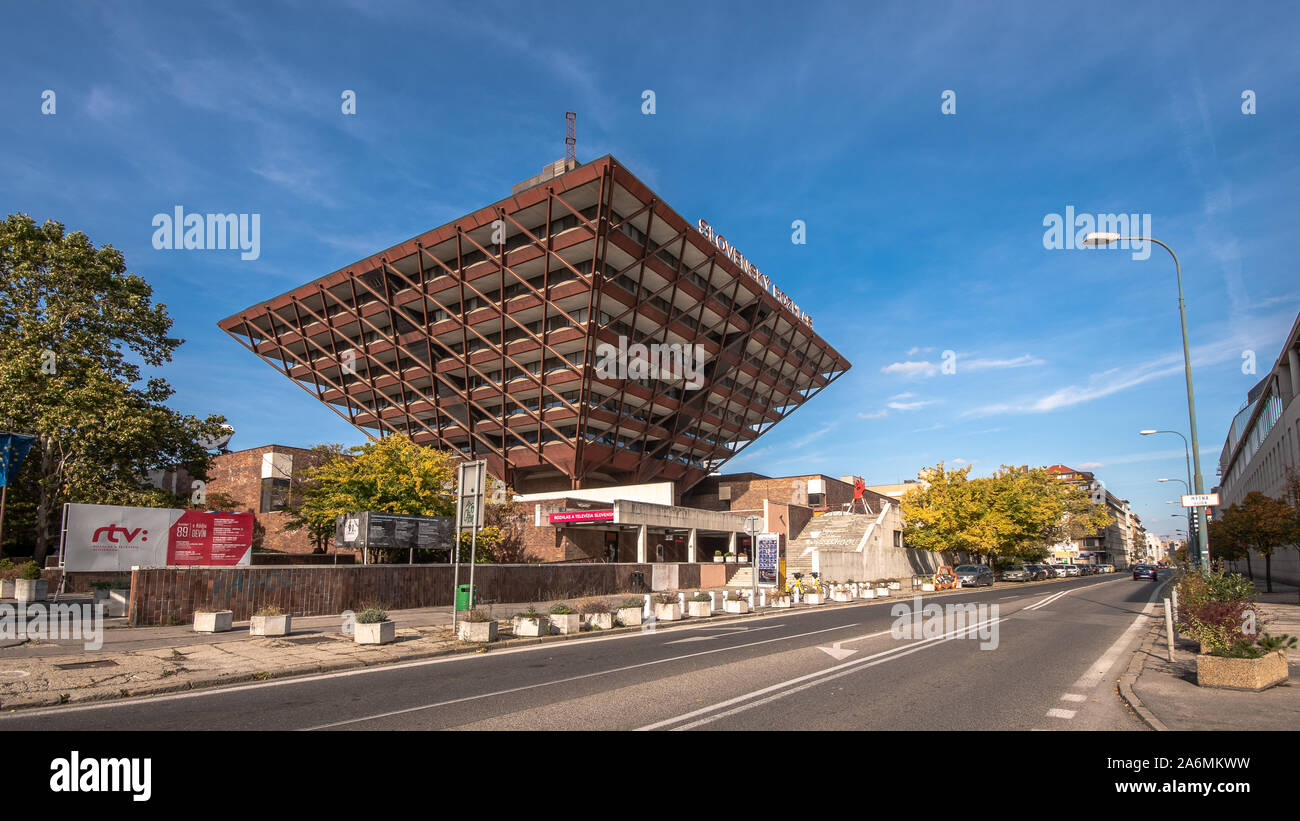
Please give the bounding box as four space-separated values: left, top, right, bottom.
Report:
1121 582 1300 731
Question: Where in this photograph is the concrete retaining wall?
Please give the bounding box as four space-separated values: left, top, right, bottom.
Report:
817 547 963 582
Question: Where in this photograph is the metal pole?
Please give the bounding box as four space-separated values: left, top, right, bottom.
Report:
0 484 7 552
1163 597 1176 662
468 515 478 611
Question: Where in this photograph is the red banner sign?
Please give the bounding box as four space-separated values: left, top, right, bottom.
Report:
548 509 615 524
166 510 255 565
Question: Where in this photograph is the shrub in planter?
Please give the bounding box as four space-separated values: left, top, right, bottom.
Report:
653 592 682 621
0 559 17 598
354 607 395 645
725 552 737 564
723 591 750 614
457 608 499 642
548 602 581 634
1197 633 1295 691
713 550 725 563
770 594 792 608
615 598 644 627
580 600 614 630
194 609 234 633
513 606 548 636
687 591 713 618
250 605 292 637
14 561 47 602
887 579 902 591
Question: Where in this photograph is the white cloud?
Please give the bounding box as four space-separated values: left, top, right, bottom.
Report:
1077 461 1105 469
858 410 888 419
889 392 916 400
881 360 938 377
906 346 934 356
962 354 1045 372
888 399 937 411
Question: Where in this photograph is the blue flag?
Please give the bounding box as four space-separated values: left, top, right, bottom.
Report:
0 433 35 488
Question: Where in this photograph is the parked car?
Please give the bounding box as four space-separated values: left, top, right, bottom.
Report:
999 565 1033 582
1078 565 1098 575
1100 564 1115 573
955 565 995 587
1039 564 1060 579
1133 564 1159 581
1023 564 1048 581
1055 565 1081 577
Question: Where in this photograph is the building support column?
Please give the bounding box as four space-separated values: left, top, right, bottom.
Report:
637 525 648 563
687 529 698 563
728 531 737 554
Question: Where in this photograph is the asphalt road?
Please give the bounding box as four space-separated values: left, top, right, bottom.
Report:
0 573 1163 731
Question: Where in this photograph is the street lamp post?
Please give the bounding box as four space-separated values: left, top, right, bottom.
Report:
1086 233 1209 571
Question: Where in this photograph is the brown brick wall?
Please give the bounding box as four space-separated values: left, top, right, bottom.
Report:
125 563 722 625
205 445 337 556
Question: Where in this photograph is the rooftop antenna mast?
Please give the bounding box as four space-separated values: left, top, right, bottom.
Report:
565 111 576 166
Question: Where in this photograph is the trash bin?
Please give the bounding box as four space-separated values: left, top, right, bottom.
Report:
456 584 476 611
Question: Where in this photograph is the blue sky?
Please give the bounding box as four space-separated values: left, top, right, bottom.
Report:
4 0 1298 535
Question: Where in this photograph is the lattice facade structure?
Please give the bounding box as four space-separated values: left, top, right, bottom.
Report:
218 155 851 496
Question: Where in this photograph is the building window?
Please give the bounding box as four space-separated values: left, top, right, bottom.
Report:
260 477 290 513
893 530 903 548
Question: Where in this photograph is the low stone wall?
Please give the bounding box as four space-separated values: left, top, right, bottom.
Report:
817 547 963 582
125 562 725 626
251 552 356 565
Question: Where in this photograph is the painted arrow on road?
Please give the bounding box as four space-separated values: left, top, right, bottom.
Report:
663 626 778 644
817 627 894 659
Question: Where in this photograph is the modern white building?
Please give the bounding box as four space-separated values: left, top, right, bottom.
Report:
1216 311 1300 586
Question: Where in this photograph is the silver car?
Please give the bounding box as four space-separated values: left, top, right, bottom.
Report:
954 564 994 587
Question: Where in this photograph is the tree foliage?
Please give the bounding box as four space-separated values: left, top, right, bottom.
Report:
901 462 1111 566
0 214 226 561
1212 491 1300 593
284 435 527 562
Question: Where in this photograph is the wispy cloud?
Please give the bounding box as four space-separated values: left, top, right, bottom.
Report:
881 352 1042 378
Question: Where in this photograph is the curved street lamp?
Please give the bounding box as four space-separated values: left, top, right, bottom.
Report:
1087 233 1209 571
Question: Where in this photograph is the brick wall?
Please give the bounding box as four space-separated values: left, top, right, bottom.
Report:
206 445 336 555
125 563 724 625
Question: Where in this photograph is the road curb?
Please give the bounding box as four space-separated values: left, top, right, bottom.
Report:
1115 582 1171 732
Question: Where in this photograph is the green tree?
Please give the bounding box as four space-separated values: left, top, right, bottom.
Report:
902 463 1110 568
0 214 227 562
1215 492 1299 593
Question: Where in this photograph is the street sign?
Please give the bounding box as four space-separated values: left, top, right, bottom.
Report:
1181 493 1219 508
456 460 487 529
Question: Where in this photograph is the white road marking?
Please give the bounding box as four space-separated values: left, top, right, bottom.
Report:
1024 590 1072 611
1070 592 1161 691
300 621 861 730
1061 693 1086 702
664 626 778 644
639 614 1008 731
1046 708 1076 719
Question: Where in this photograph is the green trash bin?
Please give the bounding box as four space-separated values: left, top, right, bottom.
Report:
456 584 476 611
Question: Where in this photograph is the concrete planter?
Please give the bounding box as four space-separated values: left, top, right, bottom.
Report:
616 607 642 627
193 610 233 633
654 603 682 621
0 579 14 598
584 612 614 630
1196 650 1289 691
875 588 890 598
549 613 581 634
354 620 396 645
832 591 852 603
513 616 548 636
725 556 737 564
14 578 48 602
250 614 292 637
859 589 875 599
687 601 713 618
921 583 936 592
737 555 749 564
804 593 824 605
457 620 498 643
713 556 725 563
724 599 750 614
107 589 129 618
771 597 792 608
889 582 902 591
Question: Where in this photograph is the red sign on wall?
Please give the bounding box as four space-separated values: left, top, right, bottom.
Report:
548 509 615 525
166 510 255 565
